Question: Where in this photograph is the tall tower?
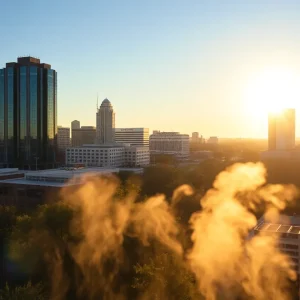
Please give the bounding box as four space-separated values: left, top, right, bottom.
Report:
96 98 115 144
0 56 57 168
268 109 295 151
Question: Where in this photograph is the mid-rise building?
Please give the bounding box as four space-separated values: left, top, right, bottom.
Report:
268 109 295 151
66 144 149 167
207 136 218 144
0 56 57 169
72 126 96 147
149 131 189 159
57 126 70 151
96 98 115 144
114 128 149 147
71 120 80 131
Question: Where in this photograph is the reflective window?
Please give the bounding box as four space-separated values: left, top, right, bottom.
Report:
30 66 38 139
7 67 14 139
0 69 4 143
20 66 27 140
47 70 54 139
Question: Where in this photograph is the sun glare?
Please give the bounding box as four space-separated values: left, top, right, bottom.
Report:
244 68 300 119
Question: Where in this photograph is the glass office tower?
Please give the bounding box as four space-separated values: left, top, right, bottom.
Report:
0 57 57 169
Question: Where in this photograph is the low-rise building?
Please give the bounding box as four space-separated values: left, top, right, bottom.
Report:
66 144 150 167
149 131 189 159
0 167 144 208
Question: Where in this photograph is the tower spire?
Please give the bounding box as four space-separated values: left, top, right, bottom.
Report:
97 93 99 110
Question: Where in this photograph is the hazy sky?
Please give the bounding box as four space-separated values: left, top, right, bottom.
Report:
1 0 300 138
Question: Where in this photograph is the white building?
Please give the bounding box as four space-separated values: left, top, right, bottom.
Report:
96 99 115 144
149 131 189 159
66 144 150 168
124 145 150 167
57 126 71 151
114 128 149 147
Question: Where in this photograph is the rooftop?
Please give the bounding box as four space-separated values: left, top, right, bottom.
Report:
254 215 300 235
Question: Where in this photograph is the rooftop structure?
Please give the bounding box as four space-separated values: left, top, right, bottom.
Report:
253 215 300 279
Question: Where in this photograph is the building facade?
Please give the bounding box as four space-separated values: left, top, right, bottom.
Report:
149 131 189 159
96 98 115 144
0 56 57 169
71 120 80 131
72 126 96 147
66 144 150 167
207 136 219 144
124 145 150 167
57 126 70 151
268 109 295 151
114 128 149 147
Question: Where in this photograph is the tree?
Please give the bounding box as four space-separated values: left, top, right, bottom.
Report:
132 251 203 300
0 282 46 300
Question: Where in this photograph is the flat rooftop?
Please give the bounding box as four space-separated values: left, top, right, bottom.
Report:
0 167 144 187
254 215 300 235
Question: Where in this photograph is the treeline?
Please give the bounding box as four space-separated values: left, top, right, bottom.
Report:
1 159 300 299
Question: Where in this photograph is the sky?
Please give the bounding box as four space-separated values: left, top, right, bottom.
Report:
1 0 300 138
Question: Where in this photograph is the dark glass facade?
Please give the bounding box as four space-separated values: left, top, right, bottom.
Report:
0 57 57 169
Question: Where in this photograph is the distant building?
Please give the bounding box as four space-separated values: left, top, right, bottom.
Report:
66 144 149 167
72 126 96 147
207 136 218 144
57 127 70 151
96 99 115 144
192 132 199 140
71 120 80 131
114 128 149 147
261 109 297 161
268 109 295 151
149 131 189 159
0 56 57 169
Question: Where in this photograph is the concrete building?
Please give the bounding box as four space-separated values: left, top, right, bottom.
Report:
114 128 149 147
72 126 96 147
71 120 80 131
0 167 142 208
66 144 150 167
149 131 189 159
261 109 297 161
253 215 300 286
207 136 219 144
96 99 115 144
57 126 71 151
124 145 150 167
268 109 295 151
0 56 57 169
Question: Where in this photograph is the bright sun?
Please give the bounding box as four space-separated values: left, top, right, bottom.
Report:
244 68 300 118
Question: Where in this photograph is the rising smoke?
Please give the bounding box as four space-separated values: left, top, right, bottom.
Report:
48 163 300 299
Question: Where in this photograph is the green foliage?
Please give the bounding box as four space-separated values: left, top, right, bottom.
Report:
0 282 46 300
0 206 16 237
132 252 203 300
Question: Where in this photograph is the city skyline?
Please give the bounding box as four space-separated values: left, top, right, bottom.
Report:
3 1 300 137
